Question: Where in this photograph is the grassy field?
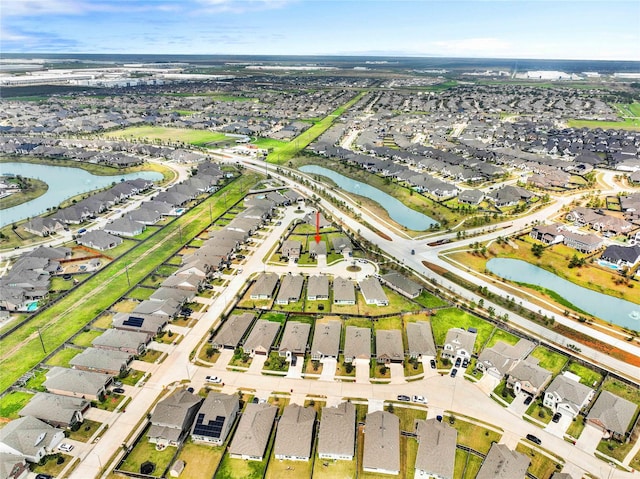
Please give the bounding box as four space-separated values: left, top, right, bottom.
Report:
565 361 603 387
613 102 640 117
267 92 366 164
172 440 225 479
119 437 176 475
264 450 313 479
0 177 48 209
0 390 33 420
45 347 82 367
253 138 289 149
529 346 568 375
72 329 103 347
601 377 640 405
454 448 483 479
216 455 268 479
106 126 229 146
312 456 356 479
430 308 493 352
567 118 640 131
484 328 520 348
413 290 448 308
445 416 502 454
0 173 259 394
516 442 563 479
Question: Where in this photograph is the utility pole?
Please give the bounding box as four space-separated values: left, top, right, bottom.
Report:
125 263 131 287
37 327 46 353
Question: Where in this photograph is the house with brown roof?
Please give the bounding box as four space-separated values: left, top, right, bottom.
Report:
375 329 404 364
278 321 311 359
228 403 277 461
274 404 316 461
414 418 457 479
317 402 355 460
363 411 400 475
587 391 638 441
242 320 280 356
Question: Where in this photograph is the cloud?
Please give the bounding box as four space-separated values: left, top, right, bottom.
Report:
2 0 89 16
0 26 82 51
194 0 295 13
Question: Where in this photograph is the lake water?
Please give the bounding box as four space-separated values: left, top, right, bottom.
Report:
486 258 640 329
299 165 438 230
0 162 163 227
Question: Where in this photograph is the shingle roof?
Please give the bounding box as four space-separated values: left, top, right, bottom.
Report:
0 416 62 458
278 321 311 355
414 419 457 478
344 326 371 360
92 329 149 350
151 390 202 429
375 329 404 362
44 367 111 396
380 271 423 297
19 393 89 426
69 348 131 373
228 403 277 458
476 443 530 479
243 320 280 353
546 374 593 407
363 411 400 473
406 321 436 357
310 320 341 358
317 402 355 458
274 404 316 458
307 275 329 299
249 272 279 298
211 313 255 349
587 391 638 435
333 277 355 303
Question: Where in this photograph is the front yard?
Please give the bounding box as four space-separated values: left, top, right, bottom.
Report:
444 415 502 454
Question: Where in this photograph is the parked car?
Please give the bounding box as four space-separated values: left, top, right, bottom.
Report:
450 368 458 378
206 375 222 384
526 434 542 445
62 274 72 280
36 475 53 479
462 358 469 368
454 357 462 368
58 443 74 452
397 395 410 402
236 254 245 259
523 395 533 406
412 395 427 404
187 387 194 393
552 412 562 423
430 359 436 369
436 415 443 422
113 388 125 394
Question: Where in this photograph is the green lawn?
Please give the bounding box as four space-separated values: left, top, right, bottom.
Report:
119 436 176 475
0 390 33 419
390 405 427 432
216 455 268 479
413 290 448 308
602 377 640 405
566 361 603 387
120 369 145 386
24 369 48 392
312 456 356 479
493 380 516 404
445 416 502 454
526 401 553 424
484 328 520 349
72 329 103 347
138 349 163 363
567 118 640 131
32 453 73 477
173 440 225 479
126 286 155 301
0 173 259 394
94 393 125 411
529 346 568 375
431 308 493 352
67 419 102 442
597 438 635 463
566 416 586 439
253 138 289 149
106 126 229 146
516 442 563 479
45 347 83 367
264 448 313 479
454 449 483 479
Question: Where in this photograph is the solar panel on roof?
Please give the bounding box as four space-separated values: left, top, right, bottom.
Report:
123 316 144 327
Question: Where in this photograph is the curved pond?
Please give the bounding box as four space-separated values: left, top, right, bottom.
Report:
486 258 640 329
299 164 438 230
0 162 163 227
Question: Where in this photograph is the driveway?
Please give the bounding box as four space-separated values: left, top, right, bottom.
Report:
286 357 304 379
476 374 501 395
576 424 604 454
319 357 337 381
247 354 268 374
215 348 235 368
509 393 533 416
354 358 370 384
421 356 438 378
544 411 573 437
389 363 405 384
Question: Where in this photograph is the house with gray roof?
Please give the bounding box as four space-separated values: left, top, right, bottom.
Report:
76 230 123 251
92 329 149 355
376 329 404 364
332 235 353 254
278 321 311 359
210 313 255 350
44 367 111 401
414 418 457 479
274 404 316 461
587 391 638 441
550 474 575 479
543 372 595 417
280 239 302 261
133 298 180 317
228 403 277 461
318 401 355 460
309 240 327 258
506 357 552 397
0 452 29 479
103 218 145 237
70 348 132 375
380 271 422 299
406 321 436 359
24 217 65 237
150 287 195 304
161 274 203 291
126 208 161 225
476 338 534 379
275 274 304 305
20 393 90 429
458 189 485 205
191 392 239 445
359 277 389 306
243 320 280 356
307 275 329 300
249 272 279 299
476 443 529 479
344 326 371 363
363 411 400 475
148 389 202 447
310 320 341 360
442 328 477 360
0 416 65 464
333 276 356 305
112 312 168 338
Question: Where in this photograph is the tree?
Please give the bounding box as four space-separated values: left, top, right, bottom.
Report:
531 243 544 258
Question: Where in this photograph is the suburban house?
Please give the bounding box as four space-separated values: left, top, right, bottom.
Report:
543 372 595 417
44 367 111 401
332 235 353 254
19 393 90 429
275 274 304 305
228 403 277 461
530 224 564 245
363 411 400 475
69 348 132 376
344 326 372 363
280 240 302 261
587 391 638 441
476 443 529 479
191 392 239 445
414 418 457 479
210 313 255 350
242 320 280 356
600 244 640 268
380 271 423 299
359 277 389 306
0 416 65 464
150 287 195 304
310 320 341 360
112 312 168 338
458 188 484 205
103 218 145 237
24 217 65 237
278 321 311 359
441 328 477 360
561 231 603 253
0 452 29 479
161 274 203 291
506 357 552 397
375 329 404 364
406 321 437 360
148 389 203 447
134 298 181 318
274 404 316 461
333 276 356 305
307 275 329 300
308 240 327 258
76 230 123 250
92 329 149 355
249 272 279 300
476 339 534 379
317 401 355 460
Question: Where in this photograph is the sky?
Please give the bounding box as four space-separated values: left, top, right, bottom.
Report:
2 0 640 61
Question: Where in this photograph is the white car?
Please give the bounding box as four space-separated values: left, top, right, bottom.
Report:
58 443 74 452
205 375 222 384
412 395 428 404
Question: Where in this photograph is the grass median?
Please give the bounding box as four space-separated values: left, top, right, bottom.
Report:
0 173 259 394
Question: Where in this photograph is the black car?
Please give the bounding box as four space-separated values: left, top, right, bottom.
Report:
235 254 245 259
454 357 462 368
62 274 72 280
36 475 53 479
113 387 125 394
552 412 562 423
524 395 533 406
430 359 436 369
397 395 411 402
462 358 469 368
450 368 458 378
526 434 542 445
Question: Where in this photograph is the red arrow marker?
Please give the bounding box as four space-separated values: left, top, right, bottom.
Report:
314 211 321 244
